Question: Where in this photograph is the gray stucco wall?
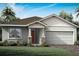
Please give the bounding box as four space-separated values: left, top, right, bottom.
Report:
2 27 9 42
41 16 77 45
2 27 28 43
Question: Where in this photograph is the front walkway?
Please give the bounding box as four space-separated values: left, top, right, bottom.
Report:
51 45 79 55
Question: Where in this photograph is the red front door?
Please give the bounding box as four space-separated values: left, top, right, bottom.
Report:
31 31 35 44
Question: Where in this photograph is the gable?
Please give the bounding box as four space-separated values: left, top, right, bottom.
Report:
41 16 74 27
29 22 45 28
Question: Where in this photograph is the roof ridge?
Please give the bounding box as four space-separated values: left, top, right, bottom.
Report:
21 16 42 20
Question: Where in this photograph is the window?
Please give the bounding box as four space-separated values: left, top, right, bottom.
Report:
9 28 22 39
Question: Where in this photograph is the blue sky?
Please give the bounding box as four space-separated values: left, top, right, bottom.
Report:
0 3 79 19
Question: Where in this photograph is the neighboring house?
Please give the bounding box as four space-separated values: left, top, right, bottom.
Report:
0 14 78 45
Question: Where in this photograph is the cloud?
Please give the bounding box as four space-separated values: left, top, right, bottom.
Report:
6 3 28 18
5 3 57 18
29 3 57 12
21 3 57 18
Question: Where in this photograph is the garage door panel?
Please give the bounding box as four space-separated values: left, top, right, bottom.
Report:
46 39 73 44
45 31 73 45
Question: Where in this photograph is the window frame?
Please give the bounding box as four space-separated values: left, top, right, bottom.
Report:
8 28 22 39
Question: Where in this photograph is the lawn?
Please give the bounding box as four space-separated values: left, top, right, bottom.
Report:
0 46 76 56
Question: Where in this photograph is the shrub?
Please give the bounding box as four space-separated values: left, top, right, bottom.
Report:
40 44 49 47
16 41 27 46
10 43 17 46
3 40 9 46
27 42 32 47
16 40 20 46
8 40 27 46
8 41 17 46
44 44 49 47
0 38 2 41
23 42 27 46
0 42 3 46
0 40 28 46
16 40 27 46
74 41 79 45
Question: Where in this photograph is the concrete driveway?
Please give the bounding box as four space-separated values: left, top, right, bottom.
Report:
51 45 79 56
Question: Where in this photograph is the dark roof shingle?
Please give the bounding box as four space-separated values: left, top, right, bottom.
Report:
11 16 42 25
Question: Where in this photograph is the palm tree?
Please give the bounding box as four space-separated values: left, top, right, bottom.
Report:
75 8 79 17
59 10 73 22
1 7 16 23
59 10 67 19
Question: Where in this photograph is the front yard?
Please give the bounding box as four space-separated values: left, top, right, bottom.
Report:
0 46 77 56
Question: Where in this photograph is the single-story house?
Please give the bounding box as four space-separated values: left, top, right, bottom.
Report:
0 14 78 45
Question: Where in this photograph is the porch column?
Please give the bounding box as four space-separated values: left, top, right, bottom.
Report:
28 28 32 45
41 28 45 45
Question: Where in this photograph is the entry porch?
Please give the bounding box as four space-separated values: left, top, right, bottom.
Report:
28 21 46 46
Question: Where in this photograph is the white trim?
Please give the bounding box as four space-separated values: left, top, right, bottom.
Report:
27 21 47 26
0 24 27 27
28 28 32 37
9 37 22 40
0 21 47 27
46 26 75 27
45 30 74 32
8 28 22 39
29 26 44 28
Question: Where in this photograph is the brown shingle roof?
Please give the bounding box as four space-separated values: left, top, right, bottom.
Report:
11 16 43 25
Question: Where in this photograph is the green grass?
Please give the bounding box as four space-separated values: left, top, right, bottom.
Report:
0 46 75 56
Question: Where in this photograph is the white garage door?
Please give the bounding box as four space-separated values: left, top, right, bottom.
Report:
45 31 73 45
